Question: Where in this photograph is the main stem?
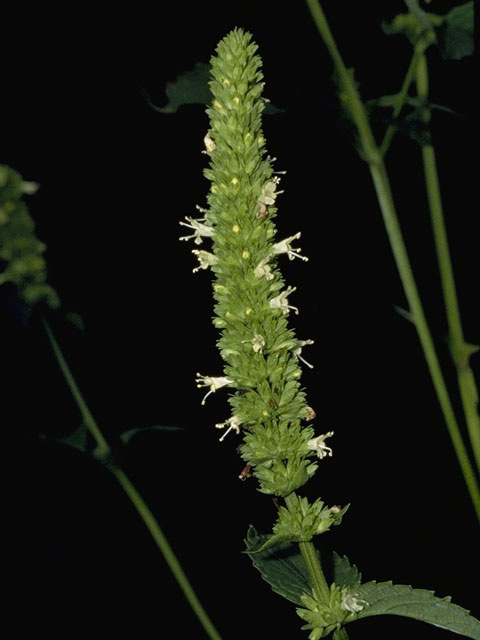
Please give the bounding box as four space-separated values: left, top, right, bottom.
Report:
305 0 480 521
43 318 223 640
284 493 329 602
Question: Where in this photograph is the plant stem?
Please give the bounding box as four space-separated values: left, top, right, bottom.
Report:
414 53 480 474
42 318 223 640
285 492 350 638
43 318 110 457
113 467 223 640
305 0 480 521
379 50 420 157
285 493 330 603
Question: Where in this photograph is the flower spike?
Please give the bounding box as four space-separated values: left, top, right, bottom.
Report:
183 29 324 499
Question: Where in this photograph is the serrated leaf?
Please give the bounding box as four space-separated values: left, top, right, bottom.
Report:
353 581 480 639
332 553 362 590
439 1 474 60
154 62 212 113
245 525 311 605
119 425 184 445
146 61 284 114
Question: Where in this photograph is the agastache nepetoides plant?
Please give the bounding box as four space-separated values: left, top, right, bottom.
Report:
182 27 352 638
181 27 480 640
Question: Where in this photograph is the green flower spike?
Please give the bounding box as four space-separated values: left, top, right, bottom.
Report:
184 29 337 520
0 165 59 309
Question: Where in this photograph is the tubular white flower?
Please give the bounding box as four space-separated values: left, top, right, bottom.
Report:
254 255 274 280
203 133 216 153
272 232 308 262
307 431 334 459
259 176 283 206
291 339 315 369
269 286 299 315
196 374 232 405
215 415 242 441
341 593 368 614
242 334 266 353
179 216 214 245
192 249 219 273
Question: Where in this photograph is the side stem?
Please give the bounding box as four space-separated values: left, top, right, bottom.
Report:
415 53 480 474
42 318 223 640
305 0 480 521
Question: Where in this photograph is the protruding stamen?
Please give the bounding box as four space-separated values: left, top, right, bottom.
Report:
215 415 241 441
196 374 232 405
307 431 334 459
192 250 218 273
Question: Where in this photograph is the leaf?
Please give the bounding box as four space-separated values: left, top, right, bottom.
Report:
119 424 185 445
59 422 89 452
244 525 311 605
439 2 474 60
353 581 480 639
145 61 284 114
152 62 213 113
332 553 361 590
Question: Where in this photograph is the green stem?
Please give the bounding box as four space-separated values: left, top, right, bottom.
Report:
379 50 420 157
113 467 223 640
43 318 110 457
415 54 480 474
285 494 330 603
42 318 223 640
305 0 480 522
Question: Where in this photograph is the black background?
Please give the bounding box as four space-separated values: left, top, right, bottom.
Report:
0 2 478 638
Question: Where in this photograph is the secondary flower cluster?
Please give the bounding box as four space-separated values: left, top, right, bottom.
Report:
183 29 333 502
0 165 59 309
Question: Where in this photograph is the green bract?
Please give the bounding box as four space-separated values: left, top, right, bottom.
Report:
184 28 330 498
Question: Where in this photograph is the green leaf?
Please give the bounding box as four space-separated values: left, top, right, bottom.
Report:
244 525 311 605
353 581 480 639
146 61 284 114
332 553 361 590
151 62 212 113
439 2 474 60
119 424 185 445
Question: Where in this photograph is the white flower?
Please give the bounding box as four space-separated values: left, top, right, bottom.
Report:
242 334 266 353
307 431 334 459
192 250 218 273
272 232 308 262
341 593 368 614
195 374 232 405
215 415 242 441
203 133 216 153
269 286 299 315
258 176 283 206
254 256 274 280
179 216 214 245
291 339 315 369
